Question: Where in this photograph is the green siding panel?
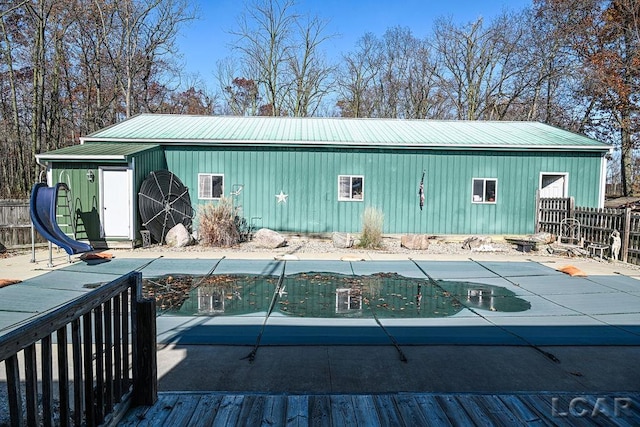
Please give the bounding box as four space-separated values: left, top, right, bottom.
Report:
133 147 168 240
47 146 602 239
50 163 103 242
164 147 603 235
49 147 166 244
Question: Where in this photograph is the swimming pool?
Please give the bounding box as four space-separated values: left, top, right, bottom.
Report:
145 272 531 318
65 258 639 346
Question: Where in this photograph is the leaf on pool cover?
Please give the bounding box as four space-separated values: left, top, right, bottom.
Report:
0 279 21 288
80 252 114 260
557 265 587 277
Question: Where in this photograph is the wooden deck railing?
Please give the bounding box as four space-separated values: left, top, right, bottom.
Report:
0 271 157 426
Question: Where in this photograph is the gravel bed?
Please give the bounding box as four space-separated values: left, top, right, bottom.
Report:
132 234 537 257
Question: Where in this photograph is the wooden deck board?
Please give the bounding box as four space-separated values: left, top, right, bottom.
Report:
435 395 476 426
237 395 265 426
330 395 358 427
352 395 382 427
129 393 180 427
119 392 640 426
162 394 201 426
629 396 640 420
261 394 287 426
394 395 433 426
308 395 331 426
211 395 243 427
372 394 404 427
285 395 309 427
186 394 223 427
498 395 546 426
472 394 523 426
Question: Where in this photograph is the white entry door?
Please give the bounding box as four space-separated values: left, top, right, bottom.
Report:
540 173 568 198
101 168 132 238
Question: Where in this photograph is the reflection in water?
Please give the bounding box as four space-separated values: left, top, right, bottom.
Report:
146 272 531 318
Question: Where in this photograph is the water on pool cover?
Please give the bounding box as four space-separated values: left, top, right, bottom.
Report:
148 272 530 318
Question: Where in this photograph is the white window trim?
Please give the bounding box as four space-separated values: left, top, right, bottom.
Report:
335 288 363 313
338 175 364 202
471 178 497 204
539 172 568 198
198 173 224 200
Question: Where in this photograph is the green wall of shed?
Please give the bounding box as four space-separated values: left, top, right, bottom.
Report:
49 163 103 242
164 146 603 235
49 146 166 243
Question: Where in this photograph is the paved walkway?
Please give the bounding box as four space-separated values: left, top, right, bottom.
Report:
4 245 640 280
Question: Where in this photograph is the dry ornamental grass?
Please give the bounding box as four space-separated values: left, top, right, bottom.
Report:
359 206 384 249
197 197 241 247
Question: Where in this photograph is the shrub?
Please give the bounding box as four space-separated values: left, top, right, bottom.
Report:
197 197 241 247
358 206 384 249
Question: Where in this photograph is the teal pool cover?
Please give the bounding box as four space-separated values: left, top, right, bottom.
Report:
1 258 639 347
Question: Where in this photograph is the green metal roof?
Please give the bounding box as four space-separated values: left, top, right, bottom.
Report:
81 114 610 151
36 143 159 162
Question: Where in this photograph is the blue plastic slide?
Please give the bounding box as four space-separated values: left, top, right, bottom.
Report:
30 183 93 255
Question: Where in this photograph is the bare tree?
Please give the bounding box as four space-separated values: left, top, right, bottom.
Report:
25 0 51 183
335 32 380 117
229 0 335 116
536 0 640 195
283 15 335 116
216 57 261 115
373 26 414 118
432 16 530 120
0 3 31 195
226 77 261 115
0 0 198 197
110 0 196 118
403 38 445 119
231 0 296 116
336 28 445 119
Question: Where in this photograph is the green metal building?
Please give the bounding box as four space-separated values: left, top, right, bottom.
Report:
35 114 611 247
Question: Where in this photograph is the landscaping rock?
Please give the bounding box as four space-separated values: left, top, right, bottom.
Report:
462 236 493 250
165 223 193 247
528 232 555 244
253 228 287 248
332 232 354 249
400 234 431 250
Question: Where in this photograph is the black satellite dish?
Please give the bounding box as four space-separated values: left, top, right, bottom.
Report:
138 170 194 243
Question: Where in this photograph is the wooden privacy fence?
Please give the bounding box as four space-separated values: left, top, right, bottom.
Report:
0 199 46 249
0 272 157 426
536 196 640 265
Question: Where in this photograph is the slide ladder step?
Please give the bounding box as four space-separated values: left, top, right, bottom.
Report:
56 187 76 240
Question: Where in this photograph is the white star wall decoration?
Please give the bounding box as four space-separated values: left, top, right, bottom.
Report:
275 190 288 204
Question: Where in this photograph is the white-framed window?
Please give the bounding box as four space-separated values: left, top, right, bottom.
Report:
539 173 568 198
335 288 363 313
197 286 225 314
472 178 497 204
198 173 224 199
338 175 364 201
